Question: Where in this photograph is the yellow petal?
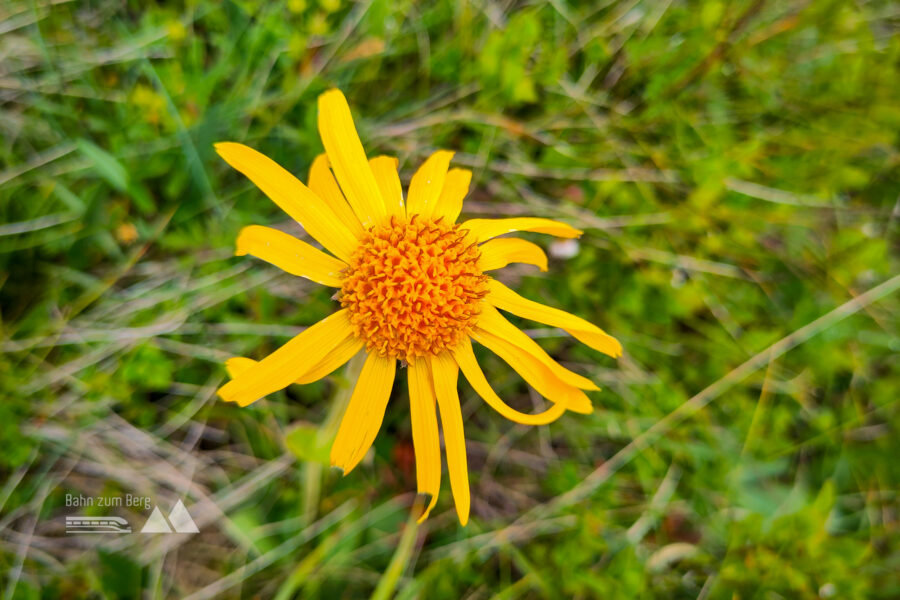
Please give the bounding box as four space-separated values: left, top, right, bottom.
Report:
433 167 471 224
406 150 455 220
369 155 405 219
235 225 347 287
308 154 364 239
330 351 396 474
478 238 548 272
408 358 441 522
471 327 593 414
476 304 598 391
460 217 582 243
214 142 358 262
317 89 386 228
217 310 354 407
487 279 622 358
225 357 256 379
295 336 364 384
225 336 364 385
452 338 566 425
431 353 470 526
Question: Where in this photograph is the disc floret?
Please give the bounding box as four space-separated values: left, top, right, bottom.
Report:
340 216 488 361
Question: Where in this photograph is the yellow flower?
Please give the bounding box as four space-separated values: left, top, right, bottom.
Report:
216 89 622 525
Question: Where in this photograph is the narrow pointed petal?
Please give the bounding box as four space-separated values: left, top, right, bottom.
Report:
432 167 471 224
431 353 470 526
460 217 582 243
478 238 548 272
330 352 396 474
215 142 358 262
225 357 257 379
369 156 405 219
471 328 593 414
225 336 364 385
477 304 599 391
308 154 364 238
408 358 441 522
317 89 386 227
452 338 567 425
406 150 455 220
294 337 365 384
487 279 622 358
217 310 355 406
235 225 347 287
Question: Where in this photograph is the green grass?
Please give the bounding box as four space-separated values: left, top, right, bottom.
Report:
2 0 899 598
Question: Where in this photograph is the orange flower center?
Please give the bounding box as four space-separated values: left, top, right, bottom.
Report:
340 216 488 362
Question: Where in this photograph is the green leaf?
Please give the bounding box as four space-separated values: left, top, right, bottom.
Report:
77 139 128 192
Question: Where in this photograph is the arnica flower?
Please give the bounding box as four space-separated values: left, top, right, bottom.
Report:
216 89 621 525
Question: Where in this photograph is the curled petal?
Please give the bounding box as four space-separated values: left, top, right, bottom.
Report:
488 279 622 358
477 304 599 391
471 328 593 414
452 338 567 426
478 238 548 272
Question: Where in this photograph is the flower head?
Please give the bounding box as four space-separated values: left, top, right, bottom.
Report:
216 89 622 525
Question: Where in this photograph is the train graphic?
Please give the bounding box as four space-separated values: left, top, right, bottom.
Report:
65 516 132 533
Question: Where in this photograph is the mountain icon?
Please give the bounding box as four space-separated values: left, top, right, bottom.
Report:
167 500 199 533
140 501 199 533
140 506 172 533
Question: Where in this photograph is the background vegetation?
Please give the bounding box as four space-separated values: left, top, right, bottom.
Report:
2 0 899 598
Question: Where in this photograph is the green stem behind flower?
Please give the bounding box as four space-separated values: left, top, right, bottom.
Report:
300 350 367 524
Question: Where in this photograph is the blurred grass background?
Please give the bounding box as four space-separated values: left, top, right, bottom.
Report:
2 0 899 598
